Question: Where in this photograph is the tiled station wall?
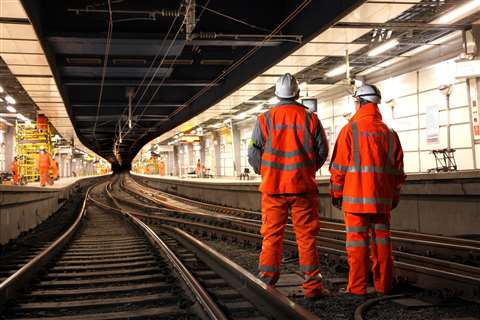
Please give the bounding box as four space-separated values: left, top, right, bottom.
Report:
318 60 478 176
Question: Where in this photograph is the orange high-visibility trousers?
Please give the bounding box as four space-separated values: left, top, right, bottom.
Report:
258 193 324 297
39 167 50 186
344 212 393 295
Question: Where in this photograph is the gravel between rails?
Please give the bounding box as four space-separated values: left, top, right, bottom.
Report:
202 237 480 320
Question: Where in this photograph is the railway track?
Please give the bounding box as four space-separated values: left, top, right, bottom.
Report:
121 175 480 301
0 179 319 320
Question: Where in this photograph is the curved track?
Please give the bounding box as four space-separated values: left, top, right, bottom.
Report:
0 178 319 320
122 175 480 301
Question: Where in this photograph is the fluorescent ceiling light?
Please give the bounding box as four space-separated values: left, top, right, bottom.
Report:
433 0 480 24
6 105 16 113
235 112 248 120
368 39 399 57
325 64 353 77
247 104 264 114
0 86 4 93
5 95 16 104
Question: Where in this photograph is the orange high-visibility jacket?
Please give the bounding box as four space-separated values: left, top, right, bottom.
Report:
248 100 329 194
329 103 405 213
37 153 51 170
10 161 18 174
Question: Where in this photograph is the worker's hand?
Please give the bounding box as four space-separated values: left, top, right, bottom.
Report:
332 197 342 210
392 200 399 210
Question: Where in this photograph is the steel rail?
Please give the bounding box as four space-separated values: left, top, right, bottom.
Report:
120 177 480 300
129 176 480 260
106 182 322 320
103 183 228 320
0 184 94 310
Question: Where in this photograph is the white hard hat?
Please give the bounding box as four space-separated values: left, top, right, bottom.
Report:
275 73 299 99
353 84 382 104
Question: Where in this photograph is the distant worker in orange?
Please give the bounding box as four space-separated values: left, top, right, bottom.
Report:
36 148 51 187
248 73 329 299
159 159 166 176
329 84 405 296
51 157 59 181
10 157 20 185
195 159 202 177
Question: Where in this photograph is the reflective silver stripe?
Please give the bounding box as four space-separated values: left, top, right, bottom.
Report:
303 273 323 284
343 196 392 205
388 128 394 165
258 265 280 272
331 183 343 191
304 111 312 150
374 224 389 231
263 110 314 159
346 225 369 233
346 239 369 248
372 237 391 245
330 162 403 174
274 124 303 130
351 122 360 168
261 159 313 171
299 264 320 272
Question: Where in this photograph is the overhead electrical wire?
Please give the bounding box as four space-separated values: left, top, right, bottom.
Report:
92 0 113 141
170 0 312 119
115 0 195 153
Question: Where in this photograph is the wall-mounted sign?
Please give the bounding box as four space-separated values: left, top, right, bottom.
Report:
302 98 317 112
426 104 439 144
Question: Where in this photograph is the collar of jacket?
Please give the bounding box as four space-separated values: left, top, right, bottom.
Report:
271 99 307 109
351 102 382 121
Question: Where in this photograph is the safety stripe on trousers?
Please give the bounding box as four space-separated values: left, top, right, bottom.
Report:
331 183 343 191
371 237 391 245
258 265 280 272
346 225 369 233
343 196 392 205
303 273 323 284
299 264 320 272
346 239 369 248
373 223 389 231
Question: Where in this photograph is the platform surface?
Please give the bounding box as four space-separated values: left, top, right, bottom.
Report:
0 175 109 192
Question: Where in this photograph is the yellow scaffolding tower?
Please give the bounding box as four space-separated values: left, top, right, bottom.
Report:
15 121 53 184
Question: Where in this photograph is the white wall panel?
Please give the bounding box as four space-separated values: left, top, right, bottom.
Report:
318 100 333 119
419 90 446 114
420 151 436 172
450 123 472 149
450 82 469 108
403 152 420 173
392 116 418 131
475 144 480 169
398 130 419 152
394 95 418 118
449 107 470 125
419 127 448 150
455 148 475 170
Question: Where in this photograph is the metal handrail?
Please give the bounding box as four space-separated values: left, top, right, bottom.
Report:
0 184 95 310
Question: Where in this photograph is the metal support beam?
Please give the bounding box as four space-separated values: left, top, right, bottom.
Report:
63 79 220 87
71 103 182 108
334 22 466 31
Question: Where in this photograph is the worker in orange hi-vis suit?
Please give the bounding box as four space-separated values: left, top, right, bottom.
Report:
51 157 59 181
248 73 329 300
195 159 202 177
36 148 51 187
10 157 20 185
329 84 406 296
159 160 166 176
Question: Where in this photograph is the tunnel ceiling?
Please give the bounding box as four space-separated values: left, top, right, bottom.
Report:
20 0 364 165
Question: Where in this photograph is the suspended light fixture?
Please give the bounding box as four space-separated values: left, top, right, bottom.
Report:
5 95 16 104
433 0 480 24
325 64 353 77
6 105 16 113
367 39 399 57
